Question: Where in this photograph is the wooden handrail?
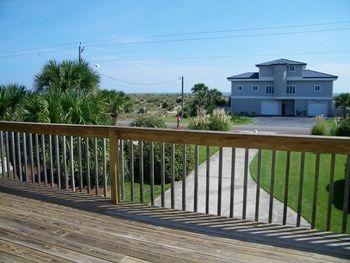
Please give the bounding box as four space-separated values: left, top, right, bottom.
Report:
0 121 350 154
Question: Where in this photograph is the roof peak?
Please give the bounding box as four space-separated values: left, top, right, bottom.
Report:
256 58 306 66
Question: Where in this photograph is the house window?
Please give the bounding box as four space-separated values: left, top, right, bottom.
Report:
265 85 274 94
314 85 321 92
289 66 295 72
286 85 296 94
252 85 258 92
237 85 242 91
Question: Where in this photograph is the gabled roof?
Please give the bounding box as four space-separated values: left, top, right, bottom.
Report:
256 58 306 66
227 72 259 80
303 69 338 79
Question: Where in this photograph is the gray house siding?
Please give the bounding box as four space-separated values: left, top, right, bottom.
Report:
228 59 337 117
231 81 274 97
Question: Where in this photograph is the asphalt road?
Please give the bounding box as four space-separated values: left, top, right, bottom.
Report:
234 117 316 135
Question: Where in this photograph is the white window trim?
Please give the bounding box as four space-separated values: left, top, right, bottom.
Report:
237 85 243 92
289 66 295 72
252 85 258 92
314 85 321 92
265 85 274 94
286 85 296 95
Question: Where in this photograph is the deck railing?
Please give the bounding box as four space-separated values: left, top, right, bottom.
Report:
0 121 349 233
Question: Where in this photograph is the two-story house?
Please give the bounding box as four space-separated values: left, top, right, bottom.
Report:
227 59 337 116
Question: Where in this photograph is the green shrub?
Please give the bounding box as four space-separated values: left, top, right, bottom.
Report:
127 114 194 183
311 122 328 135
335 119 350 136
131 115 166 128
188 108 209 130
208 108 231 131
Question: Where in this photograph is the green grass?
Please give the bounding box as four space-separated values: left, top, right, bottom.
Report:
250 150 349 233
230 115 254 125
121 145 218 204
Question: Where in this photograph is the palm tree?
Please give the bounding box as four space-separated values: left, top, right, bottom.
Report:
334 93 350 117
0 83 28 120
99 90 132 124
34 60 99 95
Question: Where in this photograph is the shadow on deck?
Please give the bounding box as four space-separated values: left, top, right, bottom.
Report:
0 179 349 262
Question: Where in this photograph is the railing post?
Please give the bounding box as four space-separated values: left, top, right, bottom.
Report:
109 129 119 204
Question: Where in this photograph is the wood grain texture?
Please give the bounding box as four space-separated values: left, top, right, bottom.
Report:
0 180 348 263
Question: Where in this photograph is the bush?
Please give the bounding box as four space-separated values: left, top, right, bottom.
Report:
311 122 328 135
335 119 350 136
127 114 194 183
208 108 231 131
131 115 166 128
188 108 209 130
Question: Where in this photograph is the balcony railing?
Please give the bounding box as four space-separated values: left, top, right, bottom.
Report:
0 121 349 233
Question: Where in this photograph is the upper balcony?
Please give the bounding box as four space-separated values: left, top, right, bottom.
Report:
0 121 349 262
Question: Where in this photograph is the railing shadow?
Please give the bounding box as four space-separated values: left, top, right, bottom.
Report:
0 179 349 260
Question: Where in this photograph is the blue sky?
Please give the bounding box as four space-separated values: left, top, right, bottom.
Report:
0 0 350 93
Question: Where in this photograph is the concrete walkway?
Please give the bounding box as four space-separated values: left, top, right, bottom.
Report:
155 148 310 227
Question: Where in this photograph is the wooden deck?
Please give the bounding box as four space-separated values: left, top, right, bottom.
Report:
0 180 349 262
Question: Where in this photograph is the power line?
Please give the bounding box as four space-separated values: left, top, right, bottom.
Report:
86 27 350 48
99 72 179 86
1 20 349 56
83 20 350 44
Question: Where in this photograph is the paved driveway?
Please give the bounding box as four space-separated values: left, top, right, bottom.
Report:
234 117 316 135
155 148 310 227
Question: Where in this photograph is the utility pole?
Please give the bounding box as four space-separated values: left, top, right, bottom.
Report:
181 76 184 118
78 42 84 63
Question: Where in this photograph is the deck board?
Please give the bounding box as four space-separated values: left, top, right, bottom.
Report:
0 179 349 262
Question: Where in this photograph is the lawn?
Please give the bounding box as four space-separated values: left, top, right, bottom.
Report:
122 145 218 203
250 150 349 233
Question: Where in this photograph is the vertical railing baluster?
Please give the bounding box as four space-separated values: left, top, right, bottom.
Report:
255 149 262 221
55 135 61 189
282 151 291 225
242 148 249 219
5 132 11 179
35 134 40 184
78 137 83 192
49 135 54 187
342 155 350 233
11 132 17 180
94 138 98 195
217 147 223 216
103 138 107 197
296 152 305 227
194 145 199 212
150 142 155 205
63 136 68 189
139 141 144 203
326 153 336 231
311 152 320 229
41 134 47 186
29 133 34 183
17 133 22 181
182 144 187 211
86 137 91 194
161 143 165 207
70 136 75 192
229 148 236 218
0 131 5 178
23 133 28 182
171 144 175 209
268 150 276 223
120 140 125 200
205 146 210 214
129 140 134 202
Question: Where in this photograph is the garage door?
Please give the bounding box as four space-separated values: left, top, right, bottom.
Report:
308 103 328 116
261 101 280 115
